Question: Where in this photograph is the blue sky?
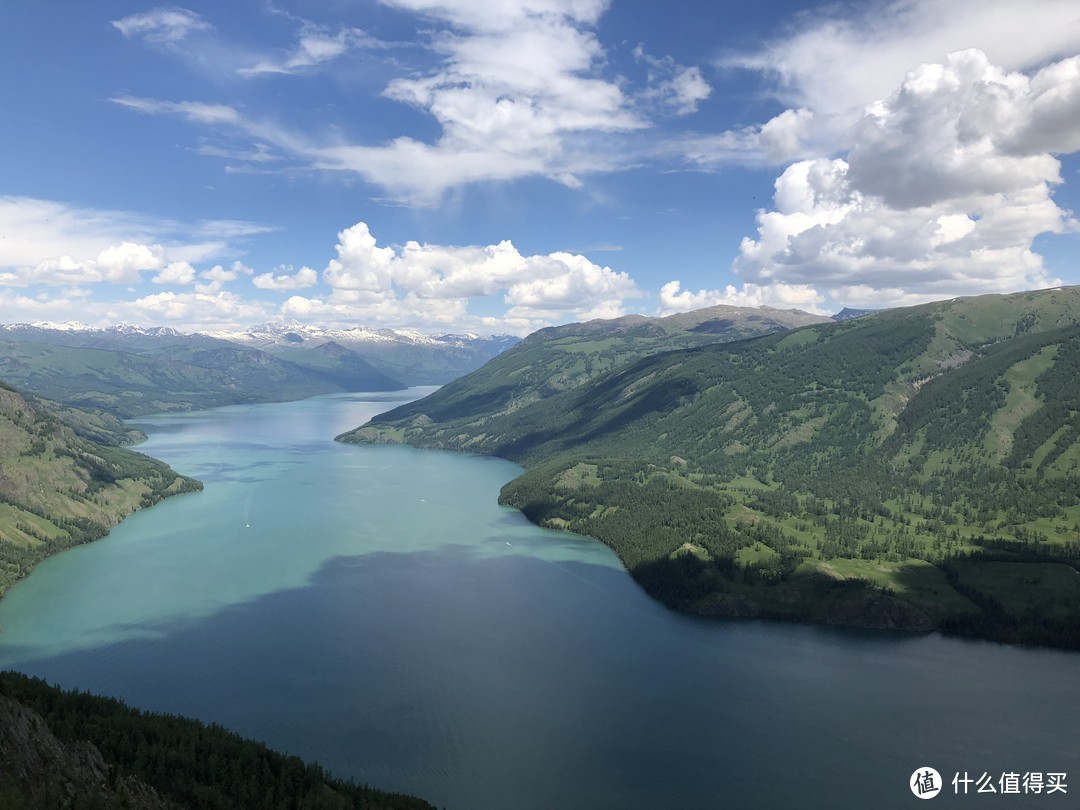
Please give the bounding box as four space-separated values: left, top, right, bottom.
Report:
2 0 1079 334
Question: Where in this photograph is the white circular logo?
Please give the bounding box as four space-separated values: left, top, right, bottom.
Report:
910 767 943 799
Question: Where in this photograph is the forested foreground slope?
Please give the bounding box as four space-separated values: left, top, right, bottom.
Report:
0 382 201 596
342 288 1080 648
0 672 435 809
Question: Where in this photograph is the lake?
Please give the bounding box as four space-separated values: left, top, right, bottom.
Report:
0 389 1077 808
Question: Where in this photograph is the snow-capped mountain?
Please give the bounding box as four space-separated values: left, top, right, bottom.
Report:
199 321 515 352
0 320 519 386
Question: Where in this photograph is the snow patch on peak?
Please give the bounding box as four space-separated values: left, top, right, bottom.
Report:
27 321 95 332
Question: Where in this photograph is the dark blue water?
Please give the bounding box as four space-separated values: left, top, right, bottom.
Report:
1 390 1077 808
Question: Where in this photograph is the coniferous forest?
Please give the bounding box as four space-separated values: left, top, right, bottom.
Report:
0 671 435 810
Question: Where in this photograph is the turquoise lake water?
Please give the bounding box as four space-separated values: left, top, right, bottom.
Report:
0 389 1077 809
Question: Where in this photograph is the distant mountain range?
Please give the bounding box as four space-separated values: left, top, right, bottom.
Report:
0 321 519 417
201 320 520 386
342 286 1080 648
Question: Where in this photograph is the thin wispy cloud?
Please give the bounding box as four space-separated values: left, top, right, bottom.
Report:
112 8 211 44
238 23 387 77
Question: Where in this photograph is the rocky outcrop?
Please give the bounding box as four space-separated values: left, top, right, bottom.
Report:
0 694 172 808
822 592 935 632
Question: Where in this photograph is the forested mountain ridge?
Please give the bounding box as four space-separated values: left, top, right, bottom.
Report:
0 382 201 597
338 302 829 450
342 287 1080 647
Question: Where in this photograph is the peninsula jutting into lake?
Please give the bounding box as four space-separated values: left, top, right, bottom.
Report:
341 287 1080 650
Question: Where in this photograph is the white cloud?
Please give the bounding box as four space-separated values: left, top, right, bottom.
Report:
504 252 640 318
294 220 642 332
846 50 1074 209
111 0 646 204
112 8 210 44
0 197 266 288
724 0 1080 123
96 242 168 283
675 108 819 169
689 0 1080 169
732 154 1067 309
0 287 272 333
13 241 170 287
131 290 272 327
239 24 384 77
111 96 242 126
686 2 1080 313
633 46 712 116
152 260 197 285
0 289 91 324
252 265 319 291
378 0 610 32
657 280 825 315
195 261 254 293
0 199 643 333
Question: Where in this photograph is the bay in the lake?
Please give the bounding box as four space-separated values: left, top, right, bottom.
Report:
1 389 1077 809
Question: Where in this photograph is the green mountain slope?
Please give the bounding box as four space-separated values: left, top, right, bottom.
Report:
340 303 829 450
342 287 1080 647
0 383 201 596
0 339 404 418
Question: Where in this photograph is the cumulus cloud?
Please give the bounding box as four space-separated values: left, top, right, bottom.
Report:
0 196 267 292
0 192 643 334
252 265 319 291
686 0 1080 170
503 252 640 320
724 0 1080 122
189 261 249 293
732 151 1067 309
676 108 818 169
131 290 272 327
297 220 641 332
0 289 94 324
14 242 170 287
152 260 197 285
845 50 1076 209
95 242 169 283
680 12 1080 312
657 280 825 315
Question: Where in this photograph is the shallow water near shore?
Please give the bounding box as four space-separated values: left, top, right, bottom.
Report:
1 389 1077 809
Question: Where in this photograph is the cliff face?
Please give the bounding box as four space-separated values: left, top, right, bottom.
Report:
0 694 172 809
